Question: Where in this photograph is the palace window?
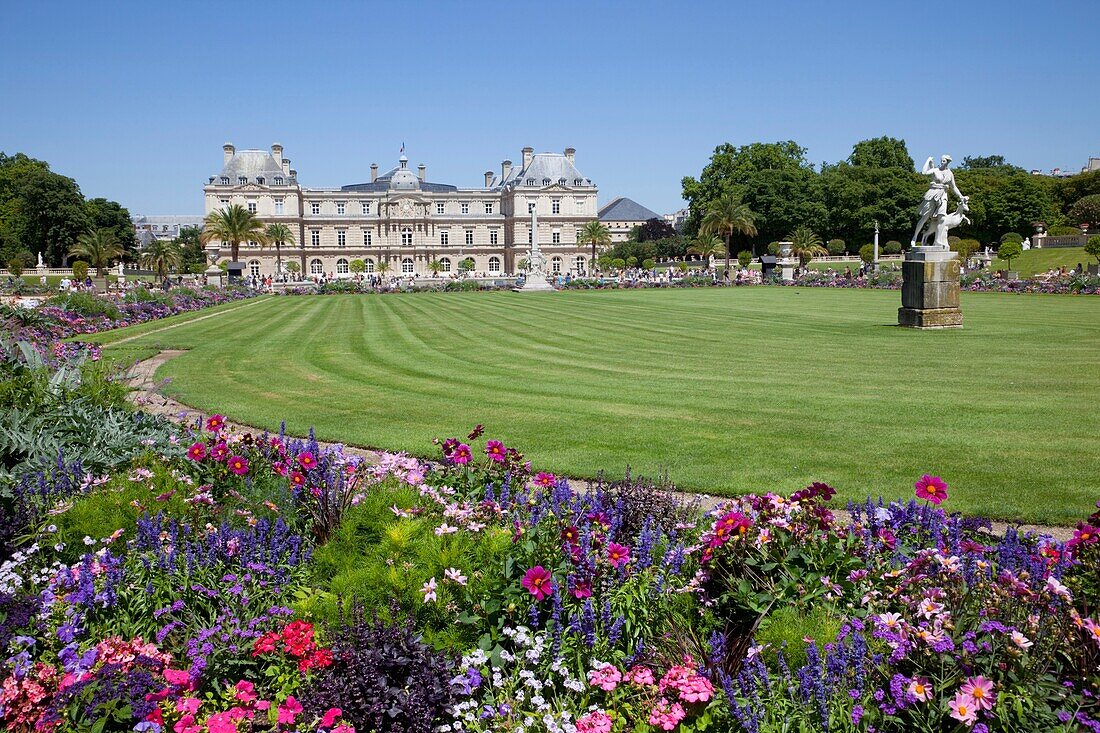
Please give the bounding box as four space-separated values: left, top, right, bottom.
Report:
484 202 493 214
337 230 346 247
401 227 413 246
542 178 551 186
575 198 585 211
461 202 469 215
552 230 561 244
528 202 535 213
526 178 534 186
247 201 257 214
574 179 582 185
311 202 320 215
238 177 247 185
558 178 566 186
364 258 375 273
465 230 473 246
274 176 283 185
310 230 320 247
309 259 324 275
488 256 501 273
274 198 284 214
440 230 449 246
490 229 498 245
337 202 345 215
220 177 230 185
574 255 586 272
551 256 563 274
363 231 372 246
219 199 229 209
248 240 257 248
401 258 414 274
439 257 451 272
256 177 265 185
362 201 371 214
436 202 445 215
552 199 560 214
249 260 261 279
336 258 349 274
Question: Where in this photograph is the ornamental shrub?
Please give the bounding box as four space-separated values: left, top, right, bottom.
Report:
737 250 753 267
1068 194 1100 226
952 238 981 260
71 261 89 280
859 244 874 263
1000 231 1024 244
1047 225 1082 236
1085 235 1100 264
883 240 902 255
998 240 1023 269
826 238 845 256
303 607 456 733
767 242 780 255
46 291 122 320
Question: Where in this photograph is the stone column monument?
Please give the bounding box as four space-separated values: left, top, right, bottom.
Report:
898 154 967 329
514 204 554 292
204 240 224 288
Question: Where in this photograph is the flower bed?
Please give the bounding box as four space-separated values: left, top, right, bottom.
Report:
1 393 1098 733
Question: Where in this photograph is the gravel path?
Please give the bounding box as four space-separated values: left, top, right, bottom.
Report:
122 349 1073 541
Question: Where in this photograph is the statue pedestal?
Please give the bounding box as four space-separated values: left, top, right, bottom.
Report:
898 247 962 329
204 265 224 288
513 271 555 292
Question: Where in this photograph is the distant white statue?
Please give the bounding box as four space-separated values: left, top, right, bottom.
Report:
911 154 967 250
1022 237 1031 250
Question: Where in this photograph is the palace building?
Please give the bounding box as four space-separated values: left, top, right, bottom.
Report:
203 143 599 279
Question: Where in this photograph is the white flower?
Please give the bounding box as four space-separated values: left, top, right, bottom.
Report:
1046 576 1073 601
421 577 438 603
445 567 468 586
83 536 96 546
1010 630 1033 650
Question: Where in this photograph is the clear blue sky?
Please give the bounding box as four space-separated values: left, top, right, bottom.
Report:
2 0 1097 216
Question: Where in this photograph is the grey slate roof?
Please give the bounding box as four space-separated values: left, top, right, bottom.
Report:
342 157 459 193
217 150 286 181
490 152 593 189
598 197 661 222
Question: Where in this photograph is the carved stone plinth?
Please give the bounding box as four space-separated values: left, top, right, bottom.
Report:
898 247 962 329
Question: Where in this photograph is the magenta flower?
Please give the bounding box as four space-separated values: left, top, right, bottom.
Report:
948 692 978 726
210 442 229 462
206 414 226 433
521 566 553 600
607 543 631 568
961 676 996 710
186 442 206 461
484 440 507 463
297 451 317 470
571 579 592 599
914 474 948 504
533 471 556 488
227 455 249 476
451 443 472 465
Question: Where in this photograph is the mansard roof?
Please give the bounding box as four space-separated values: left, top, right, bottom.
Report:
598 197 661 222
217 150 286 181
492 152 593 189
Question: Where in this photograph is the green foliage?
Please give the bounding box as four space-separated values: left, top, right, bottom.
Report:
847 136 914 171
960 154 1024 172
285 260 300 273
47 291 121 319
954 168 1059 243
70 227 124 277
176 225 205 271
826 238 845 256
1047 225 1083 236
998 240 1023 268
201 203 269 262
755 605 843 669
787 226 826 265
140 238 182 278
71 260 89 280
349 259 365 274
1085 236 1100 264
859 243 874 263
952 238 981 260
0 151 90 266
84 197 135 253
737 250 753 268
1068 194 1100 225
1000 231 1024 244
6 250 32 278
641 258 655 270
767 242 780 255
883 240 902 255
458 257 475 273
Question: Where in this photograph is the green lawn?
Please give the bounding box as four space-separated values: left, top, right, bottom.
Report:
991 247 1093 277
95 288 1100 524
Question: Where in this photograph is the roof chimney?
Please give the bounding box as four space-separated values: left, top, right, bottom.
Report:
522 146 534 168
370 163 378 182
502 159 512 180
484 170 494 187
564 147 575 165
223 143 235 164
289 169 297 179
271 143 283 163
281 158 290 175
418 164 426 182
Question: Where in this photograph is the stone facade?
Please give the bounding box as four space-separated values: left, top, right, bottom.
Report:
202 144 598 279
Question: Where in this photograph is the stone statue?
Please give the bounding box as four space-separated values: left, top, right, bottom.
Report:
911 155 967 249
1022 237 1031 250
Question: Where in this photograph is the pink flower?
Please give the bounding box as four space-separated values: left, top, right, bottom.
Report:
521 566 553 600
571 579 592 599
205 711 238 733
234 680 256 703
1068 522 1099 549
648 698 686 731
451 443 472 465
187 442 206 461
628 665 656 686
907 676 933 702
277 695 303 725
320 708 343 727
176 697 201 714
877 528 897 549
163 668 191 687
575 710 612 733
297 452 317 470
678 674 714 703
421 577 438 603
948 691 978 726
332 727 354 733
960 676 996 711
211 442 229 462
485 440 507 463
914 474 948 504
533 472 556 488
588 663 622 691
606 543 631 568
228 455 249 476
206 414 225 432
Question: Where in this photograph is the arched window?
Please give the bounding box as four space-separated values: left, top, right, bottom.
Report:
336 258 349 275
488 256 501 273
401 227 413 246
551 256 563 274
401 258 415 274
439 257 451 272
574 255 586 272
364 258 375 273
309 259 324 275
248 260 261 279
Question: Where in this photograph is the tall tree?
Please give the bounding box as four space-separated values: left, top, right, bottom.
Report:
140 238 182 279
200 204 268 262
264 222 295 273
960 155 1024 173
69 228 124 277
741 168 825 247
0 152 89 265
701 192 757 272
634 217 677 242
848 137 915 171
177 225 205 272
688 235 725 267
577 221 611 266
84 198 136 254
820 164 925 247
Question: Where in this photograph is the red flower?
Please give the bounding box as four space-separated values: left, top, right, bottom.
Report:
282 620 316 657
451 443 472 465
210 442 230 462
187 442 206 461
252 631 280 657
206 414 226 433
1068 522 1100 549
914 474 948 505
321 708 343 727
289 470 306 488
521 566 554 600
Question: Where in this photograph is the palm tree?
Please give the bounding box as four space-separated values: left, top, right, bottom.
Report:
701 193 758 274
578 221 612 267
264 223 295 274
688 235 725 268
140 238 182 279
787 226 827 267
200 204 269 263
69 228 124 278
376 260 391 276
428 259 444 277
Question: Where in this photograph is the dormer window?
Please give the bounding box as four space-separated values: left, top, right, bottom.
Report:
256 177 265 184
274 176 283 185
542 178 551 185
526 178 534 186
558 178 566 186
220 177 230 185
574 178 582 185
237 176 247 185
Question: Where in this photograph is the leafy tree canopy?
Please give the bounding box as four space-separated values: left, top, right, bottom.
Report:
631 217 677 242
847 137 914 171
1068 194 1100 226
84 197 135 253
960 155 1025 173
0 152 89 265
